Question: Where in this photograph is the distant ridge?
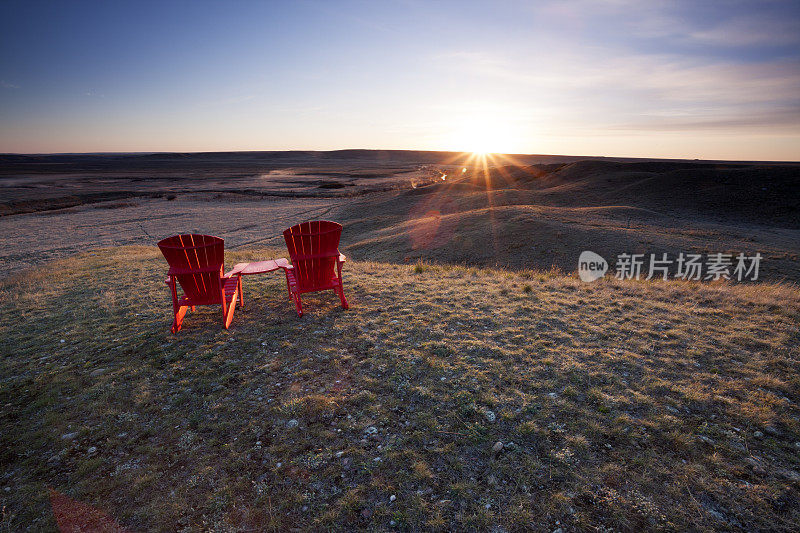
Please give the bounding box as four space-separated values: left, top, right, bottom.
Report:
1 149 798 173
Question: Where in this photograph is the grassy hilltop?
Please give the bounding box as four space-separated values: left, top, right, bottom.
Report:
1 246 799 531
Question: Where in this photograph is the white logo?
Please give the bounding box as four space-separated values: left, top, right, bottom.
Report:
578 251 608 282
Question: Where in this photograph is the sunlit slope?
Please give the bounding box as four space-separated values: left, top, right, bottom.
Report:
333 161 800 279
448 160 800 228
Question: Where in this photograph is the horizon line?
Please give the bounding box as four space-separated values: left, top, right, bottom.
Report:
1 148 798 164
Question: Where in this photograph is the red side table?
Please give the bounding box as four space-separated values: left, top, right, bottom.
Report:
231 258 290 276
225 258 291 307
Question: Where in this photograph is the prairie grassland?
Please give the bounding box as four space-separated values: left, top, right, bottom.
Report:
1 247 799 531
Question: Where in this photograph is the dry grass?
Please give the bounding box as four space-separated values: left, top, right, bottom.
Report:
1 246 799 531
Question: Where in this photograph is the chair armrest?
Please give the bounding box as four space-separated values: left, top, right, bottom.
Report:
224 263 249 278
164 276 172 285
338 253 346 263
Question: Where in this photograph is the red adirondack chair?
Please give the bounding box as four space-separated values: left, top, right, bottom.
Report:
157 234 244 333
282 221 349 317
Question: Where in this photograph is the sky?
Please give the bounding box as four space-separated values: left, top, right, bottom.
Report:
1 0 799 160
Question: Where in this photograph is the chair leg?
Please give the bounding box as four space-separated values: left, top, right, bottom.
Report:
293 292 303 317
283 270 292 296
172 305 188 333
337 283 349 309
190 306 196 312
238 277 244 307
168 278 186 332
223 289 238 329
335 261 348 310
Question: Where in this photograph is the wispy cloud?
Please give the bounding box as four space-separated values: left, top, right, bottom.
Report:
434 44 800 134
611 107 800 133
438 48 800 98
688 15 800 47
534 0 800 48
1 80 19 89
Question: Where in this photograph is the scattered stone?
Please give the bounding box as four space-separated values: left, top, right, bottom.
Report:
795 442 800 449
390 520 396 526
492 441 504 454
276 462 282 468
60 339 65 344
389 494 396 502
487 474 497 485
61 432 78 441
698 435 716 446
286 419 299 429
666 406 679 414
364 426 378 436
781 470 800 482
301 505 308 512
484 410 496 423
552 529 564 533
87 446 97 455
547 392 558 399
753 431 764 438
505 441 517 451
729 441 746 453
90 368 106 377
764 426 780 437
746 457 766 475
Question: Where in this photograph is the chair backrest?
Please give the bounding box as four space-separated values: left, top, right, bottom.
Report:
283 221 342 291
158 234 225 304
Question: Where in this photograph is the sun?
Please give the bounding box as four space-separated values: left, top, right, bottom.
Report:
456 130 510 154
442 114 520 155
